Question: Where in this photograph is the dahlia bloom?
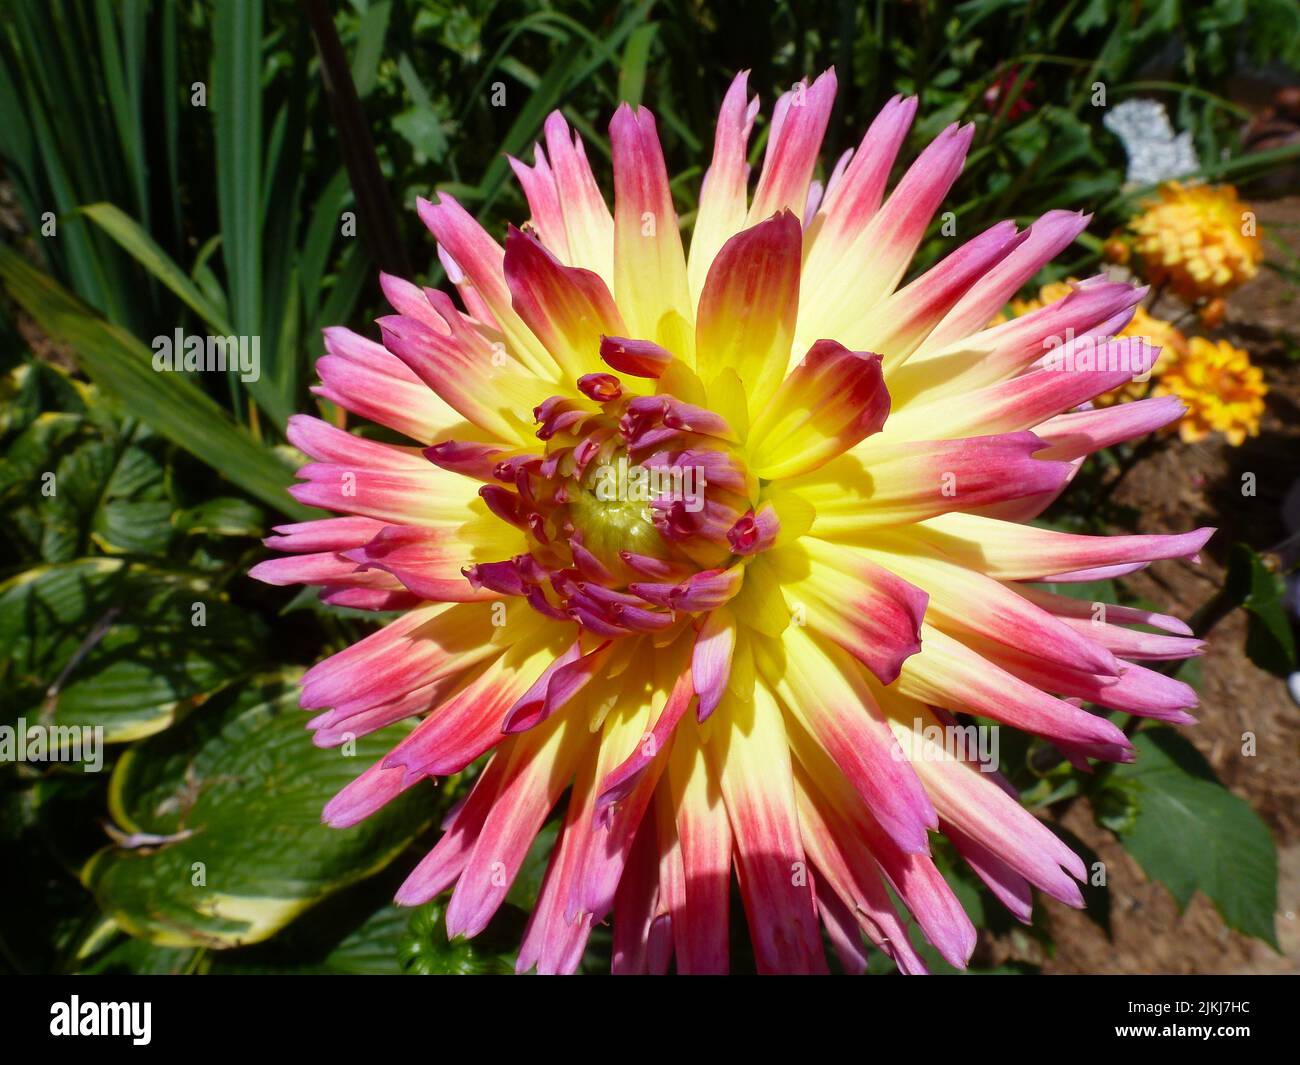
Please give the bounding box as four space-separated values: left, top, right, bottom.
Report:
252 69 1212 974
1154 336 1266 446
1129 181 1263 302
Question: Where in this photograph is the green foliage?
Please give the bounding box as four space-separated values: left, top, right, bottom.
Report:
0 245 310 517
1223 543 1297 677
82 673 431 948
0 559 266 742
0 0 1292 976
1099 729 1279 949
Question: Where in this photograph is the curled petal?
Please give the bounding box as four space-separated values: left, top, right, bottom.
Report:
696 210 803 416
692 606 737 721
748 340 888 478
780 539 928 687
504 225 626 380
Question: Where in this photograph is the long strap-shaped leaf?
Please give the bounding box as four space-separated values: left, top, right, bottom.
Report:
79 203 234 334
0 243 313 520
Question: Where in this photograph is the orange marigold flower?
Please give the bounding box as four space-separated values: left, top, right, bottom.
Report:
1154 336 1267 446
1128 182 1263 302
1102 234 1131 265
1199 296 1227 329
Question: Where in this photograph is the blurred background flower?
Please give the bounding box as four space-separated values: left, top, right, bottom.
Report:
1129 182 1264 302
1154 336 1268 445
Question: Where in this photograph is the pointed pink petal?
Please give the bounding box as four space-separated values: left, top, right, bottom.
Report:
747 69 837 224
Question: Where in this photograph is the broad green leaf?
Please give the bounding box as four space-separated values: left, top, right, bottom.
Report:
210 901 415 975
75 921 203 975
1107 728 1278 947
91 499 175 556
0 559 267 742
1224 543 1296 677
83 674 431 948
0 361 93 436
38 428 175 559
172 497 264 538
0 411 82 497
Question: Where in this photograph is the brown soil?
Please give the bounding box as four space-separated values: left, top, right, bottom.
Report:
1033 196 1300 974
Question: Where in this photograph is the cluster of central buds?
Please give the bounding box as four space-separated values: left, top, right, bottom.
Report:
451 329 789 647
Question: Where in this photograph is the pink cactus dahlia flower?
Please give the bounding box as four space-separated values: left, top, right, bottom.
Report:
251 69 1210 974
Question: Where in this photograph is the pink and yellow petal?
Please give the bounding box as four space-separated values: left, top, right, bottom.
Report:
610 105 694 357
695 210 802 417
707 685 826 974
747 340 889 479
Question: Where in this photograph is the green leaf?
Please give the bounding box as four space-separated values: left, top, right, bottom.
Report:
172 497 264 538
1106 728 1278 947
92 499 175 556
41 428 175 559
212 0 263 420
1035 577 1119 604
1224 543 1296 677
0 243 311 518
0 559 267 742
350 0 392 99
75 925 202 975
212 0 262 338
393 56 448 163
209 899 415 975
0 411 82 497
617 23 657 106
82 673 431 948
80 203 233 333
393 107 450 163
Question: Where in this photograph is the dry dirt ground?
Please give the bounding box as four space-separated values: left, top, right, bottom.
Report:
1028 196 1300 974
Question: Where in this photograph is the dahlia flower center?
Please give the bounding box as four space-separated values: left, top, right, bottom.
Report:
461 369 776 637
